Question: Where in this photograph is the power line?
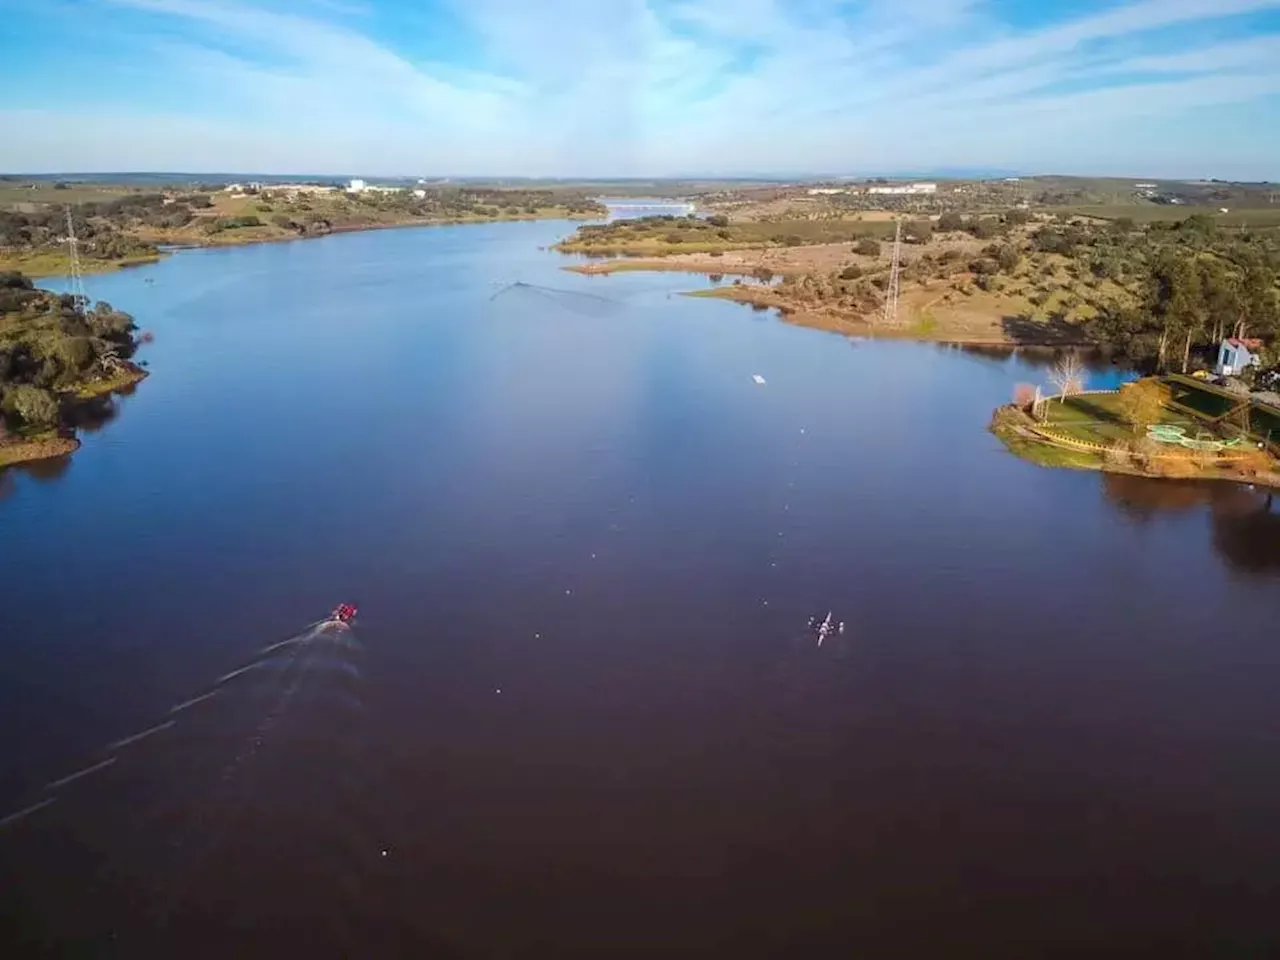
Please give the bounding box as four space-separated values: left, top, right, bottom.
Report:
64 206 87 309
882 219 901 326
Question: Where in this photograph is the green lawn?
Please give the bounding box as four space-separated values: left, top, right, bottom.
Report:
1040 391 1198 444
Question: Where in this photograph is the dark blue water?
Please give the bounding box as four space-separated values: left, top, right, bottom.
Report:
1 219 1278 957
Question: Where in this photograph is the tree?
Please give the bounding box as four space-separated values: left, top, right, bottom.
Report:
904 221 932 243
1048 352 1085 405
970 218 999 239
839 264 862 280
854 238 880 256
937 212 964 232
705 214 729 227
1199 258 1241 347
3 384 59 428
995 244 1020 272
1117 380 1172 437
1005 208 1031 226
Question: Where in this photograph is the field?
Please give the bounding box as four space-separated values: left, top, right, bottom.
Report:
1047 204 1280 228
0 180 141 210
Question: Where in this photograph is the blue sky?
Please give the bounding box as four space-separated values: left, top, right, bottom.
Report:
2 0 1279 177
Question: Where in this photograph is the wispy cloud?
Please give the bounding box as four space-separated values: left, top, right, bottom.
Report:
2 0 1278 176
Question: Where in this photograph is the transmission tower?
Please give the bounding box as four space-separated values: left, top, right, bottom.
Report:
64 206 87 310
882 219 902 325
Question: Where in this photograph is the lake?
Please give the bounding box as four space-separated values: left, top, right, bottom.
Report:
1 217 1278 958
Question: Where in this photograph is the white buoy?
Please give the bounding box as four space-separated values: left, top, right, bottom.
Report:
752 374 767 385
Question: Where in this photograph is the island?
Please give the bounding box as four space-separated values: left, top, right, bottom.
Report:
0 178 609 277
0 272 145 468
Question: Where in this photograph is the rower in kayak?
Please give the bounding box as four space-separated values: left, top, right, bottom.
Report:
807 611 845 646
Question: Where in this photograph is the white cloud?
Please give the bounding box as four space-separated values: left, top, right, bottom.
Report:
7 0 1280 176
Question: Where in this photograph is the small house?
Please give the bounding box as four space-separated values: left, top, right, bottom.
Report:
1216 337 1263 376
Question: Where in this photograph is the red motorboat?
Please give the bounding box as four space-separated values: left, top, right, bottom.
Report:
329 602 358 624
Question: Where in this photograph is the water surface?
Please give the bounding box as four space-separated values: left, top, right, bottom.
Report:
1 219 1277 958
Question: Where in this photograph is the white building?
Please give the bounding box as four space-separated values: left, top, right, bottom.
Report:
347 179 367 193
413 188 427 199
866 182 938 196
807 188 845 195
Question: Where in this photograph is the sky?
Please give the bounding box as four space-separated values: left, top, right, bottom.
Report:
1 0 1279 178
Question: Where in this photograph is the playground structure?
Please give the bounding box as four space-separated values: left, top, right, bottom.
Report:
1145 424 1246 452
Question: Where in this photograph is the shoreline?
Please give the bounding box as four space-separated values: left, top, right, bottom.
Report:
0 434 80 469
569 259 1096 347
4 208 603 279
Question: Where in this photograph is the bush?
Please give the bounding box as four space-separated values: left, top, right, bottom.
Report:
937 212 964 232
664 232 684 244
970 218 999 240
904 221 932 243
1005 209 1031 226
854 238 880 256
3 384 59 428
706 214 729 228
996 245 1020 272
839 264 863 280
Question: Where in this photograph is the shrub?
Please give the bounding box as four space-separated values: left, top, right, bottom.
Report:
996 245 1020 272
854 238 880 256
3 384 59 428
937 212 964 232
839 264 863 280
706 214 729 227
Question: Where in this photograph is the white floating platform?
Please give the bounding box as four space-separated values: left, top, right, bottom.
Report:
752 374 767 385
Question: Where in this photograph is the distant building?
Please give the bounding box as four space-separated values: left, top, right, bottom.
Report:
866 182 937 195
807 188 845 195
1135 182 1157 188
347 179 367 193
413 188 427 199
1216 338 1263 376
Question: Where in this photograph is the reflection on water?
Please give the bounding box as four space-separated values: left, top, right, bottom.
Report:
11 453 73 483
1102 474 1280 575
64 396 122 433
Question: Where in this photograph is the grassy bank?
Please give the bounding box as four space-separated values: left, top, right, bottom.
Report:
71 364 148 400
0 250 164 278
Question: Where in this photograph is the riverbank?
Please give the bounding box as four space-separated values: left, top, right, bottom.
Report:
561 232 1104 346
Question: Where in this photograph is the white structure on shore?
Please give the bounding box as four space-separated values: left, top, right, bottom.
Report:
866 182 937 196
347 179 367 193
